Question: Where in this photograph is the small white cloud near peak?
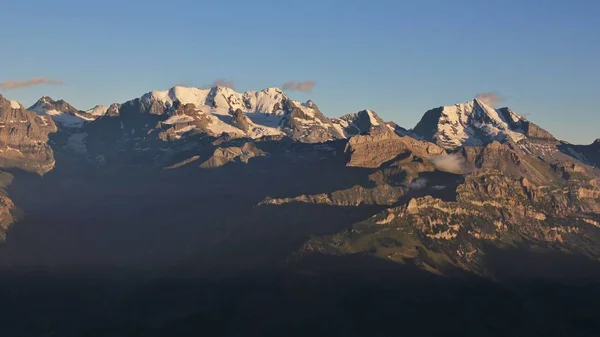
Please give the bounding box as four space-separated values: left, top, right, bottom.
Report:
282 81 316 93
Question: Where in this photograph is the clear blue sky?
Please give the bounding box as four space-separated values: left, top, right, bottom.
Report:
1 0 598 144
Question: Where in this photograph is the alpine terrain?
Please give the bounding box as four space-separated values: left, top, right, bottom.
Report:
0 87 598 336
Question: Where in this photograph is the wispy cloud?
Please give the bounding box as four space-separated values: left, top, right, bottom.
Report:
0 78 65 91
282 81 316 93
407 178 428 190
206 79 235 90
430 154 465 174
475 91 503 107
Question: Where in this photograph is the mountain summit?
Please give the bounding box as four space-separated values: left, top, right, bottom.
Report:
29 96 97 128
412 98 555 149
107 85 348 143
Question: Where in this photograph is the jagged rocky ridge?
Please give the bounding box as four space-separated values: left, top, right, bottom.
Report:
0 87 598 281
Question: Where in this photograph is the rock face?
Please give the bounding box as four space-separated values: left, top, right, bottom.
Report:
345 132 445 168
155 103 214 141
459 141 558 184
230 109 252 132
0 95 57 174
0 95 58 240
261 184 408 207
0 171 16 241
385 121 409 136
199 142 266 168
563 139 600 168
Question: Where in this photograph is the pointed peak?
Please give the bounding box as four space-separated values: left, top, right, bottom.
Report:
357 109 380 118
36 96 55 105
472 97 495 110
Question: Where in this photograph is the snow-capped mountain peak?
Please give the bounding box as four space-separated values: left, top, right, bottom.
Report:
29 96 97 128
412 98 551 150
9 100 21 110
141 85 290 116
124 85 346 142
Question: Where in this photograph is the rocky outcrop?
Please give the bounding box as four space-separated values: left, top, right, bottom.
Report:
0 171 16 241
522 121 556 141
156 103 213 141
300 166 600 277
345 132 445 168
230 109 252 132
199 142 266 168
260 184 407 207
106 103 121 117
0 95 58 174
459 141 559 184
385 121 409 136
563 139 600 168
495 108 556 141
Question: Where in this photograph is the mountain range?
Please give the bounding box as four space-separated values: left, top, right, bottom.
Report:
0 86 599 335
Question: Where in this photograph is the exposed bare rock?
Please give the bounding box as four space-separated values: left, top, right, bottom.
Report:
0 95 58 174
459 141 559 184
496 108 556 141
0 193 16 241
385 121 409 136
230 108 252 132
332 110 394 137
0 171 17 241
199 142 266 168
260 184 407 207
106 103 121 117
156 103 213 141
302 167 600 277
345 132 445 168
164 155 200 169
562 139 600 168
